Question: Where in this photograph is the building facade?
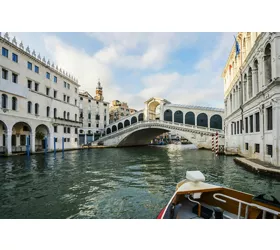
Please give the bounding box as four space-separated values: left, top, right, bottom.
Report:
222 32 280 167
78 80 109 145
0 32 82 155
109 100 137 123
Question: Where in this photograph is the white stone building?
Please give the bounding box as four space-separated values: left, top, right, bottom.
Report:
78 81 109 145
0 32 82 155
222 32 280 167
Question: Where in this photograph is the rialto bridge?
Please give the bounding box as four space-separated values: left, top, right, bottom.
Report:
93 97 225 149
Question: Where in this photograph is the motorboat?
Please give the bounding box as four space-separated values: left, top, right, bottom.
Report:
156 171 280 219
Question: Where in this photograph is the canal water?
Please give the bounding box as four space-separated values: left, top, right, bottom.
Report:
0 145 279 219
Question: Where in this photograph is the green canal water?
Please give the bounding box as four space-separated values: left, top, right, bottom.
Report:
0 144 279 219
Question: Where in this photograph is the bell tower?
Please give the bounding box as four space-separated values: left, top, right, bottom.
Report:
95 79 104 101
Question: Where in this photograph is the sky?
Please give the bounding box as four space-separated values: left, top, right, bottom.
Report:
10 32 236 110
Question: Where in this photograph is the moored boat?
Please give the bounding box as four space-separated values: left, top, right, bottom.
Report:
157 171 280 219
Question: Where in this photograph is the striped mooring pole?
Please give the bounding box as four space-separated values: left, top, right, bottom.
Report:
212 134 215 153
215 131 219 156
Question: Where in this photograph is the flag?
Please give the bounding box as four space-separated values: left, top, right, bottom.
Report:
234 35 240 58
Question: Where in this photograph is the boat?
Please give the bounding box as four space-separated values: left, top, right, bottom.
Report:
156 171 280 219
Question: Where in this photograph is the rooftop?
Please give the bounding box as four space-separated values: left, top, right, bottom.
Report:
166 103 224 112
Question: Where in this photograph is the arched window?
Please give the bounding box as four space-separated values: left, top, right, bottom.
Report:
63 111 66 119
27 101 32 113
264 43 272 84
12 96 17 111
118 122 123 130
67 127 70 133
164 109 172 122
1 94 8 109
67 112 70 120
124 119 130 127
131 116 137 124
254 60 259 93
138 113 144 121
75 114 77 121
35 103 39 115
197 113 208 127
112 125 117 132
106 128 111 134
54 108 57 118
174 110 183 123
248 67 253 98
210 115 222 130
243 74 247 102
185 112 195 125
46 106 50 117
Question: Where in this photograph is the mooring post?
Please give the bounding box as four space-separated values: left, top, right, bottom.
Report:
215 131 219 156
26 135 30 157
62 137 64 158
54 137 56 158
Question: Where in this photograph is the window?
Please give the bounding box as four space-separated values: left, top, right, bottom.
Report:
54 108 57 118
12 97 17 111
67 138 70 142
46 87 50 96
2 47 8 57
245 117 248 133
12 135 16 146
88 99 91 103
12 73 18 83
267 145 273 157
104 116 106 121
88 113 91 119
96 114 100 120
267 106 273 130
2 68 8 80
54 138 58 143
75 128 78 134
54 90 57 98
96 102 99 105
75 138 78 142
240 120 242 133
35 65 39 74
63 94 66 102
75 88 77 93
28 80 32 89
96 124 99 128
75 99 77 106
54 76 57 83
67 112 70 120
245 143 249 150
27 61 32 70
237 121 239 134
12 53 18 63
67 96 70 103
64 81 67 88
64 138 67 143
88 123 91 127
249 115 253 133
1 94 8 109
35 103 39 115
64 127 66 133
63 111 66 119
67 127 70 133
54 126 57 133
27 101 32 113
234 122 236 134
255 144 260 153
80 97 83 101
46 72 50 79
68 83 70 89
35 83 39 92
255 112 260 132
75 114 77 121
46 106 50 117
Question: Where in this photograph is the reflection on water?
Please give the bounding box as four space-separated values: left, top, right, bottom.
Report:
0 144 279 219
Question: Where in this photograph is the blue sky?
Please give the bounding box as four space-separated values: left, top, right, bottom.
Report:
11 32 236 110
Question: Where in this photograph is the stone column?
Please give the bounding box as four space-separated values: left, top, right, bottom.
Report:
160 102 164 121
5 129 12 155
49 132 54 150
272 100 280 166
85 133 87 144
252 69 258 96
31 132 36 153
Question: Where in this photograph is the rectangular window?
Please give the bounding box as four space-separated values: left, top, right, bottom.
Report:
267 145 273 157
12 73 18 83
249 115 253 133
67 138 70 142
240 120 242 133
245 117 248 133
2 68 8 80
12 53 18 63
75 138 78 142
68 83 70 89
35 83 39 92
2 47 8 57
237 121 239 134
64 127 66 133
88 123 91 127
46 87 50 96
54 126 57 133
64 138 67 142
35 65 39 73
255 112 260 132
12 135 16 146
54 90 57 98
104 116 106 121
267 106 273 130
75 128 78 134
245 143 249 150
255 144 260 153
64 81 67 88
96 124 99 128
75 88 77 93
55 138 58 143
28 80 32 89
27 61 32 70
63 94 66 102
46 72 50 79
231 124 233 135
54 76 57 83
88 113 91 119
234 122 236 134
67 96 70 103
88 99 91 103
75 99 77 106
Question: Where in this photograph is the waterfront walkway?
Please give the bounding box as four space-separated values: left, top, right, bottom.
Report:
234 157 280 179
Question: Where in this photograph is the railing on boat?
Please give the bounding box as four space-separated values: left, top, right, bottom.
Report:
213 193 280 219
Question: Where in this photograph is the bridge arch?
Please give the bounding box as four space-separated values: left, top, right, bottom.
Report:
197 113 208 127
185 111 195 125
210 114 222 130
112 125 117 132
147 99 161 120
118 122 123 130
131 116 137 124
138 113 144 122
174 110 183 123
164 109 172 122
124 119 130 127
106 128 111 135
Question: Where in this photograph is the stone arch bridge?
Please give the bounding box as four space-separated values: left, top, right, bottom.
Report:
94 97 225 149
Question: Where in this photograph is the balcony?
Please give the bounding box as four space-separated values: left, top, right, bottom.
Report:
0 78 28 98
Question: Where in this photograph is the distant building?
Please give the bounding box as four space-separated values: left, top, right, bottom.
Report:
78 80 109 145
222 32 280 167
109 100 137 123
